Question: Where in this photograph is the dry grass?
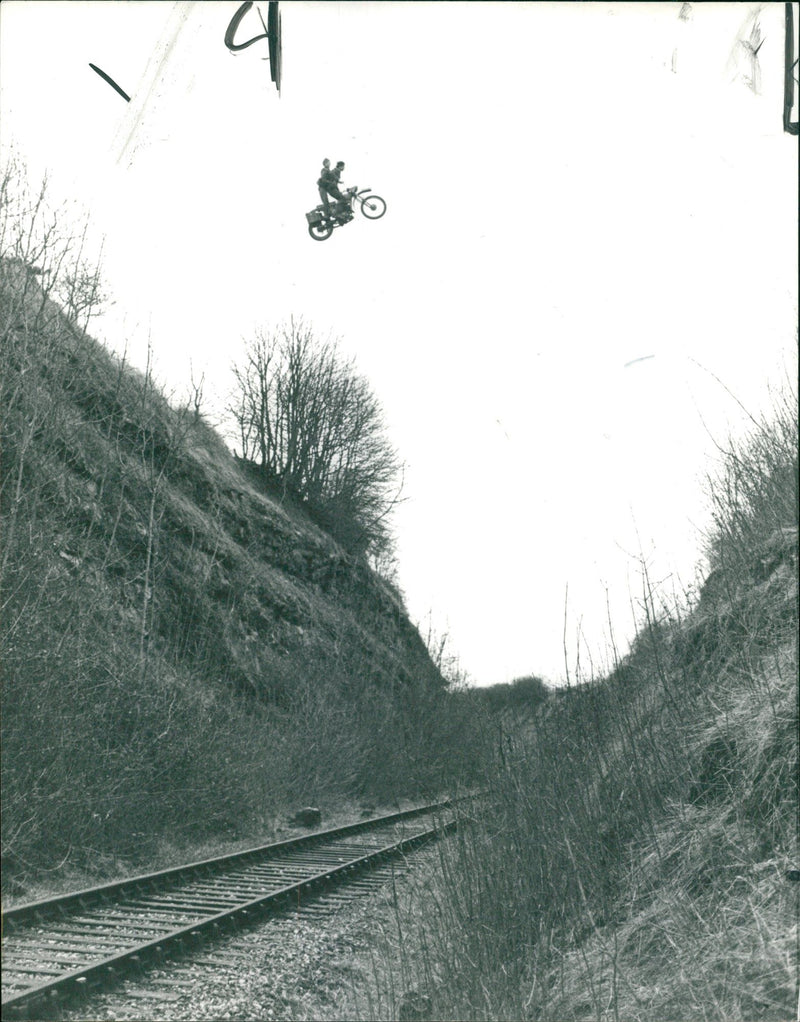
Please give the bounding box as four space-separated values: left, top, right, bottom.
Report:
348 364 798 1021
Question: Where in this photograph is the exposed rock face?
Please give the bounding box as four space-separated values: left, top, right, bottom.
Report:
0 256 443 703
289 807 323 828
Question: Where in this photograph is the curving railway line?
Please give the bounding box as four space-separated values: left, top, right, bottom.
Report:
2 800 460 1019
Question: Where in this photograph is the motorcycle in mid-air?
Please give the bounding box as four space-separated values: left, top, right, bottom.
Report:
306 186 387 241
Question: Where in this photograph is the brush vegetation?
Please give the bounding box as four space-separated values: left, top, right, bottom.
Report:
351 366 798 1020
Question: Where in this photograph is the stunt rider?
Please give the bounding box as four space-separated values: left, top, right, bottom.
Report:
317 161 349 215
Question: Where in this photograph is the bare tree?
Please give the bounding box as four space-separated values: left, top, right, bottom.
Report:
230 320 402 558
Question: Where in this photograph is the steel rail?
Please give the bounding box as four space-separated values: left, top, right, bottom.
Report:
2 804 456 1018
2 800 453 932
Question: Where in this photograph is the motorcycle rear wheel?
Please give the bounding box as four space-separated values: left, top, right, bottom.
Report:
308 222 333 241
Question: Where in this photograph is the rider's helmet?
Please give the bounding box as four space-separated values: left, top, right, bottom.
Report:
336 161 345 169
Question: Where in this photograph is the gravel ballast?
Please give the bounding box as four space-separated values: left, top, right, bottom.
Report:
56 849 438 1022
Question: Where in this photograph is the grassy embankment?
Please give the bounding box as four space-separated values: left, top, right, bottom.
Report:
0 172 487 901
350 367 798 1021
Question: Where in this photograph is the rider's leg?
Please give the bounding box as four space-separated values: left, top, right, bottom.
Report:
322 186 348 216
330 188 350 217
319 186 331 211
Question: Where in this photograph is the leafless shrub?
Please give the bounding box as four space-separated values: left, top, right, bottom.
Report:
230 319 402 559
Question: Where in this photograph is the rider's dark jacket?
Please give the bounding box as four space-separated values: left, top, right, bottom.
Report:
318 164 343 200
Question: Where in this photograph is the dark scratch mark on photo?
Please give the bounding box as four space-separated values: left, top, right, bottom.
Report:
88 63 130 102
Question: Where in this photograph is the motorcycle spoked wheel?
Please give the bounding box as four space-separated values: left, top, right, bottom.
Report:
359 194 386 219
308 221 334 241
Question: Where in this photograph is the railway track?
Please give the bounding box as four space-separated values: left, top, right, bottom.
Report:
2 800 458 1019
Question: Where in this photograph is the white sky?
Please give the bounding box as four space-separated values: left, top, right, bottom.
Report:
1 1 797 685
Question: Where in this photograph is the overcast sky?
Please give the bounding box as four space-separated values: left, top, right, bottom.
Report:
1 1 797 685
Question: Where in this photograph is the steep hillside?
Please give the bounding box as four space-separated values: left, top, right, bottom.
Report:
340 366 798 1022
1 255 471 888
1 257 438 696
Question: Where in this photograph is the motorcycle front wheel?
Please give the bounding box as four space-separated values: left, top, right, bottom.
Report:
359 194 386 220
308 222 333 241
